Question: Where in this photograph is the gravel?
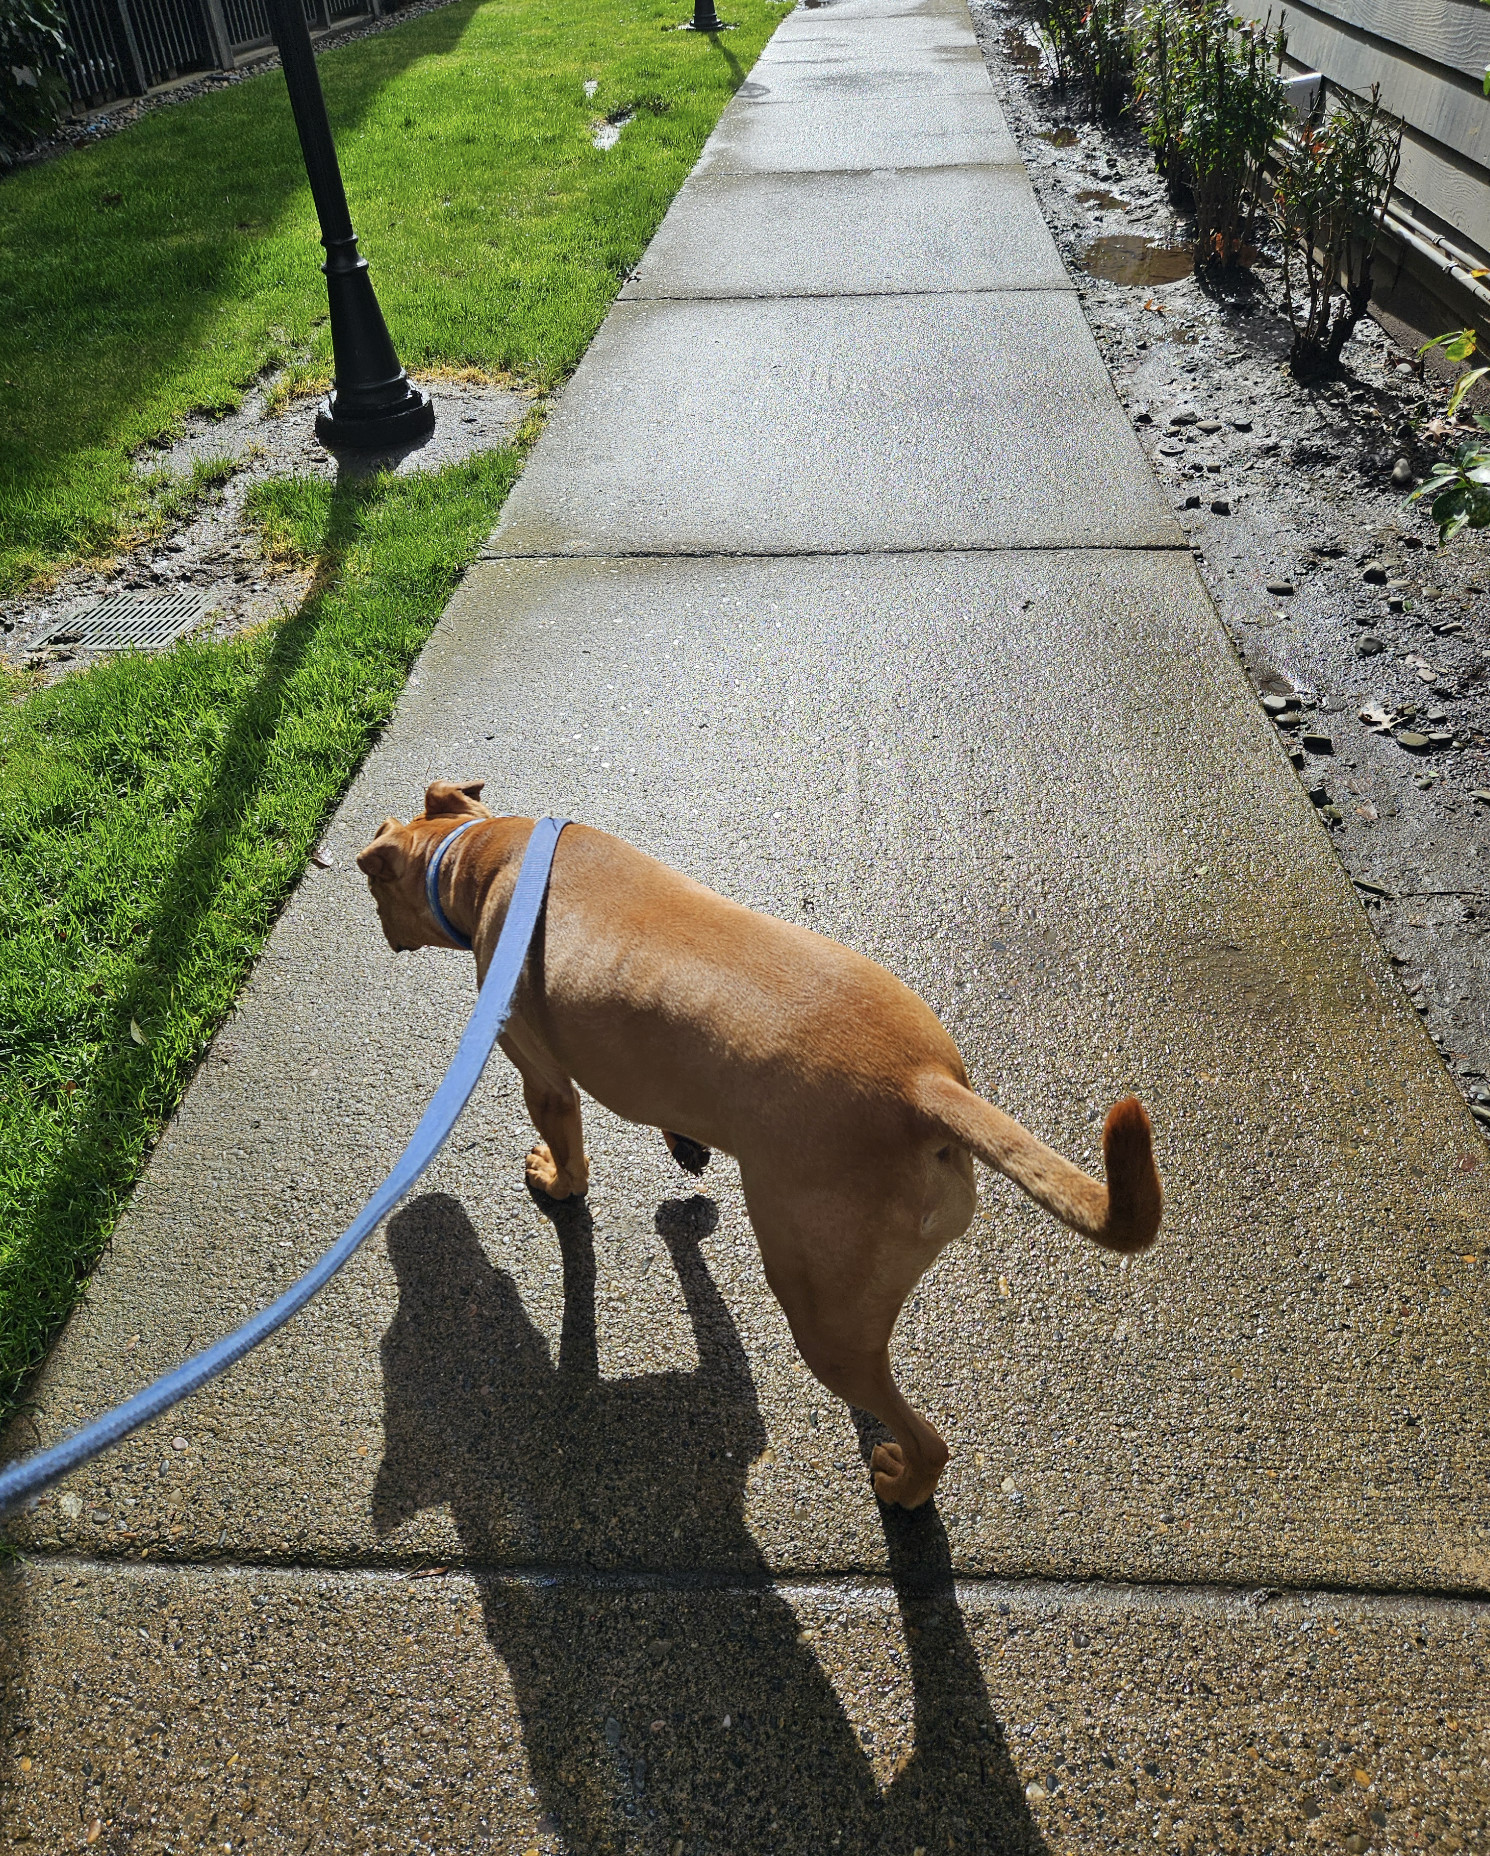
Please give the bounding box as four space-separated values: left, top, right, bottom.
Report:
970 0 1490 1124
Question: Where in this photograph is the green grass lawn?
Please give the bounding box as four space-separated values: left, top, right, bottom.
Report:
1 0 780 588
0 0 783 1423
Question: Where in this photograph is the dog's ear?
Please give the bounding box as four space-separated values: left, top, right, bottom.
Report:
423 779 487 818
356 820 408 881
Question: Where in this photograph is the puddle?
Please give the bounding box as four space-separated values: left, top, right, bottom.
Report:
1076 188 1126 210
1082 233 1193 284
1001 27 1042 66
593 109 632 151
1037 126 1078 147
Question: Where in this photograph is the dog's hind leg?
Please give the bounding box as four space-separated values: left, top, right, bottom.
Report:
742 1176 961 1510
503 1039 589 1200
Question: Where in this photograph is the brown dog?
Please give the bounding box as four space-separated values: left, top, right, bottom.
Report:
357 782 1162 1509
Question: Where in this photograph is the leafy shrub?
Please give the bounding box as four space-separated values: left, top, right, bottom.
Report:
1410 424 1490 542
0 0 70 167
1274 84 1402 379
1131 0 1286 278
1036 0 1133 118
1412 329 1490 543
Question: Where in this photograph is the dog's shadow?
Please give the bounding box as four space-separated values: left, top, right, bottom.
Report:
374 1191 1047 1854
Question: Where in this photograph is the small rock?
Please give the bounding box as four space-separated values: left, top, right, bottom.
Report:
1361 562 1388 584
1395 729 1430 751
1356 636 1385 656
1262 695 1289 716
1391 457 1414 488
1210 497 1231 515
1134 411 1153 425
1387 595 1406 613
1159 442 1185 457
1265 580 1295 596
1472 789 1490 804
1307 783 1330 806
1428 731 1454 750
1198 419 1224 433
1231 418 1253 431
1183 493 1201 507
1025 1783 1048 1802
1170 410 1198 427
1302 731 1334 754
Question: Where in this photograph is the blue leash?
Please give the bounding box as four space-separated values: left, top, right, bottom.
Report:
0 815 568 1521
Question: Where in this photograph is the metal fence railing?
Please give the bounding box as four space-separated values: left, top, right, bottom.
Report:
59 0 380 107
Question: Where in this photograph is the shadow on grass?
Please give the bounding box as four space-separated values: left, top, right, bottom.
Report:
0 0 484 566
374 1190 1048 1855
0 470 388 1436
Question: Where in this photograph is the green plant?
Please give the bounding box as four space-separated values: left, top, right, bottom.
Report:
1130 0 1286 277
0 0 69 166
1419 326 1489 421
1410 425 1490 541
1274 84 1402 380
1035 0 1132 118
1411 327 1490 542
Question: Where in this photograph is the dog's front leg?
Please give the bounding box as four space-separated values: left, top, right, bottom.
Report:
502 1037 589 1200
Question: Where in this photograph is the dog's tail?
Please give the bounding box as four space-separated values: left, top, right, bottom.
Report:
916 1072 1161 1254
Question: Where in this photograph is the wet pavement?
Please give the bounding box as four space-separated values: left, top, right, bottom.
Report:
3 0 1489 1850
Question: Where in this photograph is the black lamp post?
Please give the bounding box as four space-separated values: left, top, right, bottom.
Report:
691 0 723 26
264 0 434 450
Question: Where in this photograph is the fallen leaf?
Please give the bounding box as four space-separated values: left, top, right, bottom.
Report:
311 849 334 869
129 1019 146 1046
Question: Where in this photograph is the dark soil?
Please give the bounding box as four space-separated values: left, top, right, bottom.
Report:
970 0 1490 1134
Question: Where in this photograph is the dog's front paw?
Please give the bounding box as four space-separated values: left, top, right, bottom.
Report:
871 1442 936 1510
525 1143 587 1201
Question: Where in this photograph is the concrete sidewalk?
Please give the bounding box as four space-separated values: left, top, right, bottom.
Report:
5 1 1489 1850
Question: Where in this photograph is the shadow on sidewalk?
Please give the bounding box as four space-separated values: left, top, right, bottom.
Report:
374 1191 1048 1855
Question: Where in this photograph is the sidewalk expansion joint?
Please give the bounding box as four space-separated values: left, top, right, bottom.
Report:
619 285 1078 303
19 1552 1490 1614
476 541 1193 564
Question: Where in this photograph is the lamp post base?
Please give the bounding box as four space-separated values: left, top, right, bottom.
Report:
315 386 435 452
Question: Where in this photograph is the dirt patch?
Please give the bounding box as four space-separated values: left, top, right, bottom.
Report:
970 0 1490 1132
1 374 532 680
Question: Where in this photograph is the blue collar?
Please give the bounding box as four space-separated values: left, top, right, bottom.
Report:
425 818 485 950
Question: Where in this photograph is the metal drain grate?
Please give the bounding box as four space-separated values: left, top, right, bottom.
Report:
36 589 206 653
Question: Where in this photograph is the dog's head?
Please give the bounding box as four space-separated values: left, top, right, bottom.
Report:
356 780 492 951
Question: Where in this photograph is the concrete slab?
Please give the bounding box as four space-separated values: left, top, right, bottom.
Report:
755 8 981 56
695 90 1021 173
618 166 1070 300
735 52 993 102
4 1555 1485 1852
770 0 979 27
485 294 1181 556
10 550 1487 1596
